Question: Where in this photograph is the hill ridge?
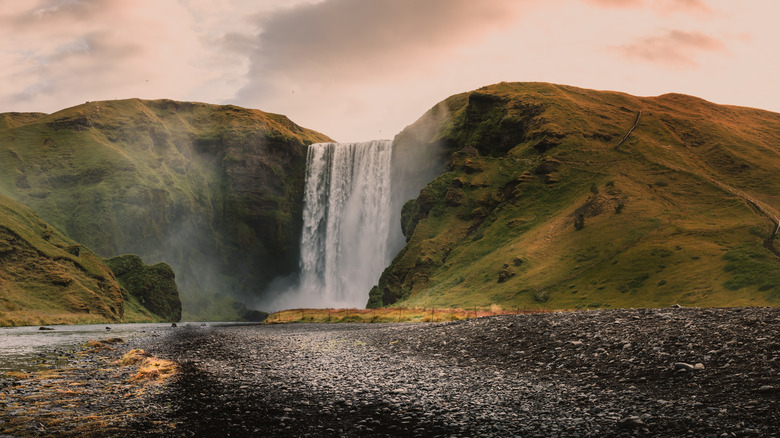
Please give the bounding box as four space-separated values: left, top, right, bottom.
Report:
369 81 780 310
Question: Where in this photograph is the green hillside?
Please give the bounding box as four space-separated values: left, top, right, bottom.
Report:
369 82 780 310
0 194 175 326
0 99 331 320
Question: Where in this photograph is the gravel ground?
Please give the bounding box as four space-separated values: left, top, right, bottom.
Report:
1 307 778 437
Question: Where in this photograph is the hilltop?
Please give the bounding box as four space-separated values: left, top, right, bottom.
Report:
370 82 780 309
0 99 331 320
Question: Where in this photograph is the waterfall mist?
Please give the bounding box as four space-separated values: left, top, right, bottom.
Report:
264 140 397 309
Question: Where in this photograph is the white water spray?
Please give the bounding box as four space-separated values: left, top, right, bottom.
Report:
267 140 397 309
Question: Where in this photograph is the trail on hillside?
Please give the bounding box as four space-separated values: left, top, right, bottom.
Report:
614 111 642 150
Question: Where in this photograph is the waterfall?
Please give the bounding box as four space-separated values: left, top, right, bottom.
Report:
267 140 397 309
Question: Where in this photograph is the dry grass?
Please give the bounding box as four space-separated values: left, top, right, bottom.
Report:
265 306 554 324
5 371 29 380
82 340 115 353
118 349 178 382
131 357 178 382
1 339 180 437
117 349 152 366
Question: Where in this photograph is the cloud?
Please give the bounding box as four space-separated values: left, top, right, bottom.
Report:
0 0 224 111
653 0 712 15
582 0 643 8
612 29 726 69
583 0 712 15
236 0 525 104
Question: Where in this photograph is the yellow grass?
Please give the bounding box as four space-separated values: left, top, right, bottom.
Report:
5 371 29 380
265 306 554 324
118 349 178 382
117 349 152 366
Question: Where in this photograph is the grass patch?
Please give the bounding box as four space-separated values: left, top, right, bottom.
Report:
118 349 178 382
722 246 780 298
265 307 554 324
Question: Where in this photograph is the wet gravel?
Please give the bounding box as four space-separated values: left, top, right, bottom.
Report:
2 307 779 437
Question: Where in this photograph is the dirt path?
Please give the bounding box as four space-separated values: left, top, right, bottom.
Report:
615 111 642 150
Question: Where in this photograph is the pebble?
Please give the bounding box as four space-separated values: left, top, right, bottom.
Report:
674 362 695 371
2 307 779 437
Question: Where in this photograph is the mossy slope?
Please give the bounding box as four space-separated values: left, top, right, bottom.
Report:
0 194 174 326
369 82 780 310
106 255 181 322
0 99 331 319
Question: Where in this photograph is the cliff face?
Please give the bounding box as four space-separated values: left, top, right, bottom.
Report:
0 99 332 319
0 194 176 326
369 82 780 310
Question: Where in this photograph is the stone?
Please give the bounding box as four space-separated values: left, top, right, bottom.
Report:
617 416 644 429
674 362 695 372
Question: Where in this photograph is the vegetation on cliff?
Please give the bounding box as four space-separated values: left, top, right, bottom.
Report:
106 255 181 322
0 99 331 319
369 82 780 310
0 194 173 326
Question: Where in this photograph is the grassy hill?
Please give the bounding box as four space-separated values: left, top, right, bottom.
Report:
369 82 780 310
0 194 173 326
0 99 331 319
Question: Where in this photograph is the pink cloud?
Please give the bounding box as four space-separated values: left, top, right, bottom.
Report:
583 0 712 15
652 0 712 16
612 29 726 69
583 0 643 8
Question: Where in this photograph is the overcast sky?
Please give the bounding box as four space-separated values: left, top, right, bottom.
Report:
1 0 778 142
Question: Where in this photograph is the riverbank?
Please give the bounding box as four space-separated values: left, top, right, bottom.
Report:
264 306 552 324
1 307 778 437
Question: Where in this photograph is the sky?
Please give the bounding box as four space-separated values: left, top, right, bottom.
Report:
1 0 778 142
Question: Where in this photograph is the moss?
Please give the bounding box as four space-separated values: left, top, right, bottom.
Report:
0 194 136 326
722 246 780 297
106 255 182 322
375 82 780 310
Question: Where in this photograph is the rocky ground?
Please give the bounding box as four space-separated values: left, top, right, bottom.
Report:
1 307 778 437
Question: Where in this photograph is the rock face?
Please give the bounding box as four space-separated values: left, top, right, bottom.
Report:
106 255 181 322
0 99 332 318
369 82 780 309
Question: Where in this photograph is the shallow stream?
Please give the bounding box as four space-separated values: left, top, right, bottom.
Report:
0 322 184 372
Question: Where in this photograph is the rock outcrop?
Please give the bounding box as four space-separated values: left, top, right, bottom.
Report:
106 255 181 323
